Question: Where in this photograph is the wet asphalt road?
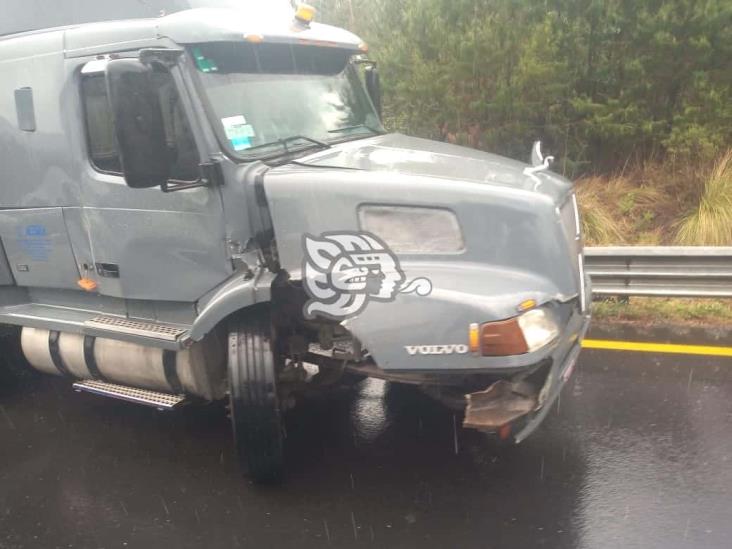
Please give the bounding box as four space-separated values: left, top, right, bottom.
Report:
1 340 732 549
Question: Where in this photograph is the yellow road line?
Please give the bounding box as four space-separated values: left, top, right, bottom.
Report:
582 339 732 357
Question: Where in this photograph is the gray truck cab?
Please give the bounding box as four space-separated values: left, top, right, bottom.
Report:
0 5 590 482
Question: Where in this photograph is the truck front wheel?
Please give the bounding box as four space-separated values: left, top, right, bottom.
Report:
228 311 284 483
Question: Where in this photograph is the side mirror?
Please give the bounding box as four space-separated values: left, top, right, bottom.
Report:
364 65 382 119
106 59 170 188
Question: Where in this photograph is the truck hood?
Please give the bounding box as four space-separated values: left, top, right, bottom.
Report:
293 133 573 203
255 134 586 370
263 133 582 301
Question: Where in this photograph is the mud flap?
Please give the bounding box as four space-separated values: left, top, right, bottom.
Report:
463 380 538 431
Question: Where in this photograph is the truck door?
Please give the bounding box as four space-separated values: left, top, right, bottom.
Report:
0 38 82 294
76 62 231 303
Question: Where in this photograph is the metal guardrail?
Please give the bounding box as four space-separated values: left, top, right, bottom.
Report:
585 247 732 298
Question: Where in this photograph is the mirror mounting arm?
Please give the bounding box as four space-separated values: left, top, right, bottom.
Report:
200 159 224 186
161 159 223 193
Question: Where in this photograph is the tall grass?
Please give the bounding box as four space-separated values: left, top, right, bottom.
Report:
575 150 732 246
676 149 732 245
576 178 627 244
576 175 666 245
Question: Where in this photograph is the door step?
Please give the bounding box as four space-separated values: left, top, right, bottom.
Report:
84 315 188 342
72 380 186 411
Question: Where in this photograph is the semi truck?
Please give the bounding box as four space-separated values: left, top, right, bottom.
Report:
0 2 590 482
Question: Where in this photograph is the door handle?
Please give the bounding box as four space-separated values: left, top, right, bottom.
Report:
95 263 120 278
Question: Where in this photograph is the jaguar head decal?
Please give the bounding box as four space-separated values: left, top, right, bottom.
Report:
302 232 432 320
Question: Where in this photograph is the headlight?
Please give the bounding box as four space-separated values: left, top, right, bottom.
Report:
358 205 464 253
517 308 560 352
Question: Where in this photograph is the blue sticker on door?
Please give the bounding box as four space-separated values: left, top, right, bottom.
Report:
16 224 52 261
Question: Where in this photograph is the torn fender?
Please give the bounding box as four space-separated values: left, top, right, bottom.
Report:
189 268 276 342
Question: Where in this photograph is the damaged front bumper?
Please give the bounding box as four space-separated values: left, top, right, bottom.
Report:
337 304 589 443
329 262 591 442
464 309 587 442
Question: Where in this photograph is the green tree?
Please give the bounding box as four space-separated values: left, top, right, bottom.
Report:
314 0 732 176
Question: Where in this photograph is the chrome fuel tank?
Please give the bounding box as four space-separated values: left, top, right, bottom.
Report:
21 327 226 400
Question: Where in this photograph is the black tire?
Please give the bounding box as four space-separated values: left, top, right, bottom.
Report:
228 311 284 483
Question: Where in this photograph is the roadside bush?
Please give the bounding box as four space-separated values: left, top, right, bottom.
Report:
317 0 732 175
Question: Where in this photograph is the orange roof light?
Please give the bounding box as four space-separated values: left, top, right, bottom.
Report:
244 33 264 43
295 3 316 24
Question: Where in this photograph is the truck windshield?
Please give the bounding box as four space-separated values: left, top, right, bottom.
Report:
190 43 384 160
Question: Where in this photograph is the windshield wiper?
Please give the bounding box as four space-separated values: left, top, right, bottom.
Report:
328 123 382 136
279 135 330 149
242 135 330 160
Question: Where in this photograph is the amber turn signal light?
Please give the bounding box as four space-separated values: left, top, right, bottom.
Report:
468 322 480 353
478 317 528 356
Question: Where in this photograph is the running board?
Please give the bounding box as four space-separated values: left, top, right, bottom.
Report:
73 380 187 411
85 316 188 342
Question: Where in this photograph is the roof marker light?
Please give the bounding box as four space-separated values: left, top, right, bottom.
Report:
244 34 264 43
295 3 316 24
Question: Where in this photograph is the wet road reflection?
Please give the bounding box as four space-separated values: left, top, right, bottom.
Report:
1 347 731 548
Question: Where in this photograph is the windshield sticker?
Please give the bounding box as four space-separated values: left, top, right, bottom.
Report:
221 116 255 151
302 231 432 320
192 47 218 73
